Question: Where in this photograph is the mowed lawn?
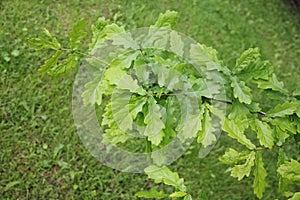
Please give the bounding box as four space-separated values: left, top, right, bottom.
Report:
0 0 299 199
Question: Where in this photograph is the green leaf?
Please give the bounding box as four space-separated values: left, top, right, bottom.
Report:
102 103 130 145
231 76 252 104
111 91 133 131
176 95 202 141
277 149 292 197
277 159 300 182
27 28 61 50
104 67 126 85
267 102 299 117
82 73 103 106
237 60 273 81
90 17 109 50
49 53 77 76
197 106 217 147
135 189 169 199
117 74 145 94
109 51 139 69
184 194 193 200
231 151 256 180
234 48 260 73
254 74 288 94
189 43 214 66
144 97 165 145
169 191 187 198
228 101 250 121
219 148 250 165
222 118 256 150
270 117 297 134
38 51 61 75
289 192 300 200
253 152 267 199
249 119 274 149
70 19 87 49
154 10 178 28
144 165 186 191
170 30 184 56
129 96 147 120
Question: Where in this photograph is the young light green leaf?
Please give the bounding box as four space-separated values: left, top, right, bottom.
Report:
104 67 126 85
144 165 186 191
102 102 130 145
111 92 133 131
82 73 103 106
249 119 274 149
144 97 165 146
219 148 250 165
70 19 87 49
170 30 184 56
153 10 178 28
197 107 217 147
274 127 290 146
254 74 288 94
38 51 61 75
231 151 256 180
49 53 77 76
135 189 169 199
253 152 267 199
222 118 256 150
234 48 260 73
277 159 300 182
267 102 299 118
190 43 213 66
169 191 187 198
129 96 147 120
112 31 139 49
109 51 139 69
27 28 61 50
176 95 202 141
237 60 273 81
270 117 297 134
231 76 252 104
116 74 145 94
277 149 292 196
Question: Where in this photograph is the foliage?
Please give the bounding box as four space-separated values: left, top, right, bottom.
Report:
28 10 300 199
2 0 300 199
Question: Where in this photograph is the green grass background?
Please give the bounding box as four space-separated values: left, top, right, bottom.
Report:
0 0 299 199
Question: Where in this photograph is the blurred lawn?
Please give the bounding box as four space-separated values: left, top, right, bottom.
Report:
0 0 299 199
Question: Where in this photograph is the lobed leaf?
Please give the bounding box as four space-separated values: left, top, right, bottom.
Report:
135 189 169 199
277 159 300 182
222 118 256 150
82 72 103 106
253 152 267 199
219 148 250 166
197 106 217 147
153 10 178 28
144 97 165 145
70 19 87 49
254 74 288 94
231 76 252 104
234 48 260 73
231 151 256 180
249 119 274 149
267 102 299 118
144 165 186 191
38 51 61 75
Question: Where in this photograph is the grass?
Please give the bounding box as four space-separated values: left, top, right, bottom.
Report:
1 0 299 199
